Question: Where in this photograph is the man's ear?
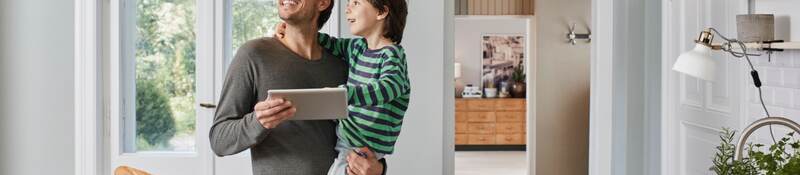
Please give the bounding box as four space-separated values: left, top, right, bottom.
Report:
318 0 331 12
376 5 389 20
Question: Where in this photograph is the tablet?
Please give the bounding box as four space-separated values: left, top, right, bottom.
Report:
267 87 348 120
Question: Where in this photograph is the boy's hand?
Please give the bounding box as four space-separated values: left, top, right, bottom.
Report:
346 147 383 175
274 22 287 39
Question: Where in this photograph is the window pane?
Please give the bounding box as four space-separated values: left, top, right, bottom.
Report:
135 0 197 152
232 0 279 58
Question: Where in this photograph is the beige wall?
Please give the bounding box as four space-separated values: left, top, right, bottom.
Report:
534 0 590 174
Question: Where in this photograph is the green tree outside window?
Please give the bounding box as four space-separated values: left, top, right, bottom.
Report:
134 0 279 151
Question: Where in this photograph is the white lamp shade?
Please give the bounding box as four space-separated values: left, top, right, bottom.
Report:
672 43 716 81
454 62 462 78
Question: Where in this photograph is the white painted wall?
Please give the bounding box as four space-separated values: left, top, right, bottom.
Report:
378 0 453 174
0 0 76 175
754 0 800 42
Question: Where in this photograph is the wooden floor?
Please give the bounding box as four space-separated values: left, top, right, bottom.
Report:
454 151 527 175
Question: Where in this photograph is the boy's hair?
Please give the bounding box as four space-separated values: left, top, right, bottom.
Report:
368 0 408 44
318 0 334 31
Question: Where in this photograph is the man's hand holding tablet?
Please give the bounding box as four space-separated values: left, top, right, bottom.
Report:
253 98 296 129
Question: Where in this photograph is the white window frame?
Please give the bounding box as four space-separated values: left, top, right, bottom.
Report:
109 0 215 174
75 0 342 174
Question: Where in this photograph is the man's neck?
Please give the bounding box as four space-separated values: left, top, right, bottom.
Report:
278 23 322 60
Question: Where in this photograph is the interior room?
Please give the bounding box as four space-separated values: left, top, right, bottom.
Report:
451 0 590 174
4 0 800 175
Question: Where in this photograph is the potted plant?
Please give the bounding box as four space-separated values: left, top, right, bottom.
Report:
711 128 800 174
511 64 526 98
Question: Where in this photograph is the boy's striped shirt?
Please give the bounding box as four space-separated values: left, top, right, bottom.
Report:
319 33 411 154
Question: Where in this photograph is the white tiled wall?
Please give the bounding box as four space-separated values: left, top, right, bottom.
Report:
744 0 800 144
746 51 800 143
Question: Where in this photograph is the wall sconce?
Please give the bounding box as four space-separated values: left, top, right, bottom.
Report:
672 29 716 81
672 28 800 81
673 28 800 162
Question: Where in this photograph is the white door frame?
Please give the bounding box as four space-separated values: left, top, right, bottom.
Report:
74 0 106 175
443 0 456 175
588 0 668 174
588 0 614 174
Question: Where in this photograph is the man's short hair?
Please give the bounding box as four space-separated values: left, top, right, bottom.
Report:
317 0 334 30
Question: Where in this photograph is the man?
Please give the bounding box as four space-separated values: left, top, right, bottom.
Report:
209 0 384 174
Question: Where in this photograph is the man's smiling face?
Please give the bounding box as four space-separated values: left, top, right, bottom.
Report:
278 0 328 27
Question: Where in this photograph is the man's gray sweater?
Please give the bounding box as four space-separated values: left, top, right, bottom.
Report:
209 37 348 175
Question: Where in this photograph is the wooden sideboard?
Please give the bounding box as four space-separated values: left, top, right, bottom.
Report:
455 98 526 147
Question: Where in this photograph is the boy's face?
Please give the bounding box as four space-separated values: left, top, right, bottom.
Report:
345 0 385 37
278 0 329 27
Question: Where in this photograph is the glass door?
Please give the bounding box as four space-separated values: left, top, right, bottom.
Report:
110 0 213 174
108 0 340 174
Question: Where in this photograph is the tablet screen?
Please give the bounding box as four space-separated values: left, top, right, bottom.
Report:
267 88 348 120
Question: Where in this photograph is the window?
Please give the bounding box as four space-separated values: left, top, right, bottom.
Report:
133 0 197 153
232 0 280 59
111 0 211 174
109 0 338 174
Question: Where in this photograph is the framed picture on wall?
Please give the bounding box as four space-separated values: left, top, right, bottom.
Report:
481 34 525 89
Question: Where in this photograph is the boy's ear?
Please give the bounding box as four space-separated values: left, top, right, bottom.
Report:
318 0 331 12
376 5 389 20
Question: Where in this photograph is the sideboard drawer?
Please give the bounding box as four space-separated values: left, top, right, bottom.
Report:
455 134 469 144
496 112 525 122
456 122 469 134
455 112 469 122
468 123 496 134
468 134 496 144
496 123 525 134
455 100 467 111
455 99 527 147
468 100 496 111
467 112 496 122
496 99 525 111
496 134 525 145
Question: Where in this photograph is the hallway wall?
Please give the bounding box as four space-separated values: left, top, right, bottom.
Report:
534 0 590 174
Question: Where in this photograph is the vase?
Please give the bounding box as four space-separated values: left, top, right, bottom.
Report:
511 82 526 98
484 88 498 98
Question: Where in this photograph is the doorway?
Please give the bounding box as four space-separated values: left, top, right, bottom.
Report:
450 0 591 174
452 15 532 175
